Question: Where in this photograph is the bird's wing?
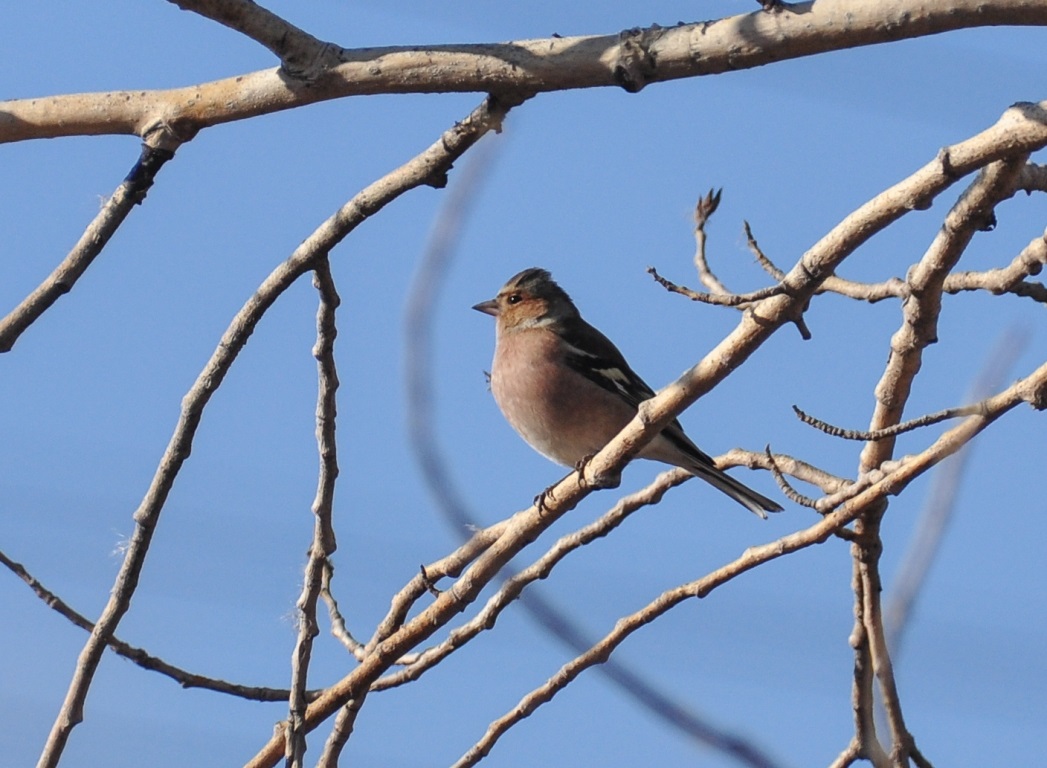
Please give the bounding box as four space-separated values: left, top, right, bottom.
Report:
558 317 716 467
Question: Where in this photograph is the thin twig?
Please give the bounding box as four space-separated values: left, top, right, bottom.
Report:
692 187 729 292
315 692 367 768
0 548 310 702
763 447 821 509
286 259 341 768
319 561 368 660
647 266 786 306
720 447 851 497
0 145 173 353
36 93 520 768
743 220 787 281
793 402 986 442
364 517 514 654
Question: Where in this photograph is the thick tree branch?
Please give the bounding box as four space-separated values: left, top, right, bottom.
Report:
4 1 1047 144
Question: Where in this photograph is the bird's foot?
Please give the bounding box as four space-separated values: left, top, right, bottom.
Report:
575 454 621 490
534 486 555 515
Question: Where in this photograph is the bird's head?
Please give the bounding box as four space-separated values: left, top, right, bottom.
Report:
473 268 578 332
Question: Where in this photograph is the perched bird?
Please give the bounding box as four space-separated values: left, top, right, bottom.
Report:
473 267 782 518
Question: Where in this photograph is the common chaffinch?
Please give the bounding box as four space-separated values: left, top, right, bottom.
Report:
473 267 782 518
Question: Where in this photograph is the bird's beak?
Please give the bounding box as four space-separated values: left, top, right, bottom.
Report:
472 298 499 316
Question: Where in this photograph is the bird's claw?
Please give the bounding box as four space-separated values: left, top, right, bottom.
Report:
575 454 621 490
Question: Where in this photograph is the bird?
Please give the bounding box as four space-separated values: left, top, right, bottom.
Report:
473 267 783 518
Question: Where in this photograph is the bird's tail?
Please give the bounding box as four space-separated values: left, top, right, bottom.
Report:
689 462 783 519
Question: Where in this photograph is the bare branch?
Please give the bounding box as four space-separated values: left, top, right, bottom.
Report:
373 469 692 692
842 156 1029 765
0 145 172 352
859 156 1028 472
744 220 787 282
36 93 518 768
168 0 342 79
319 561 369 660
884 328 1030 656
5 3 1047 143
721 447 851 497
316 693 367 768
286 258 341 768
764 447 822 509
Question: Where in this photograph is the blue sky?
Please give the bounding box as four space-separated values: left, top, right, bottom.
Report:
2 3 1045 767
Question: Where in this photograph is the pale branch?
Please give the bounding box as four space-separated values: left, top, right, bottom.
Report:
1016 160 1047 193
844 157 1030 766
720 447 852 497
946 229 1047 303
286 258 341 768
0 548 311 702
884 328 1030 660
372 468 693 693
744 220 787 281
763 448 822 510
658 203 813 335
859 155 1029 473
601 103 1047 503
315 693 367 768
829 738 863 768
364 517 514 656
319 561 371 662
167 0 342 79
35 94 517 768
451 362 1047 767
5 1 1047 145
854 507 916 767
746 163 1047 308
847 543 891 768
0 145 172 353
374 452 839 686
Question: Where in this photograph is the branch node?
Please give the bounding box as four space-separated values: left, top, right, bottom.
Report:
612 26 661 93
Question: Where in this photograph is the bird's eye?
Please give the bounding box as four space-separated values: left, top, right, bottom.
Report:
506 293 522 305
